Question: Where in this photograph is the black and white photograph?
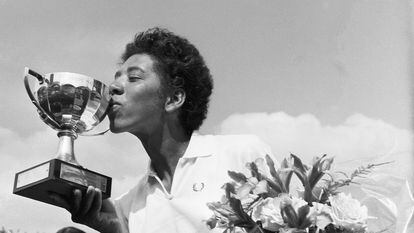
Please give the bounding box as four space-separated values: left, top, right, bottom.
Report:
0 1 413 233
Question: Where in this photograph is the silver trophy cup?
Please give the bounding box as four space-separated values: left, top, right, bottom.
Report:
13 68 112 207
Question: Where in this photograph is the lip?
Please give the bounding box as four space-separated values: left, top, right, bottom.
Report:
108 101 122 114
109 98 122 107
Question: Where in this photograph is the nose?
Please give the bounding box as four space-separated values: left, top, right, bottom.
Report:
109 80 124 96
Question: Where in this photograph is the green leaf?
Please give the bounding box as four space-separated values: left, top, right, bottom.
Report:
249 162 262 180
265 155 288 193
308 155 333 189
311 186 325 202
224 183 236 199
296 205 312 229
228 171 248 183
228 196 255 226
290 154 307 175
303 181 317 203
265 154 277 175
281 203 299 228
290 155 310 192
280 168 294 192
293 167 308 189
264 177 283 193
308 156 323 185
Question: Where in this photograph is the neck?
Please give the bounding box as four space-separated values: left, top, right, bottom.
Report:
134 122 191 190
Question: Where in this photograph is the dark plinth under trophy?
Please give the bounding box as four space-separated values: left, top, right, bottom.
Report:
14 68 112 207
13 159 112 208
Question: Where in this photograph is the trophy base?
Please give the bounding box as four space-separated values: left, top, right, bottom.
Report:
13 159 112 208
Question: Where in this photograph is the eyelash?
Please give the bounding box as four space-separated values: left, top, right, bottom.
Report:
128 75 142 81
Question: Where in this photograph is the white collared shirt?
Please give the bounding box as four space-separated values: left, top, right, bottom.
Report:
114 134 275 233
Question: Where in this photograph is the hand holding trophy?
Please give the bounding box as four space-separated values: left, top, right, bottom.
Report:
13 68 112 208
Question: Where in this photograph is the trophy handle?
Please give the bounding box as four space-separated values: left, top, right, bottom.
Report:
24 67 61 129
80 128 110 136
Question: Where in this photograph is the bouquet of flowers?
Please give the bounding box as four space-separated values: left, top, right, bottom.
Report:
206 154 390 233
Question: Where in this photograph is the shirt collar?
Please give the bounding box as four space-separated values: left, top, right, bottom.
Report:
145 133 215 177
181 133 214 159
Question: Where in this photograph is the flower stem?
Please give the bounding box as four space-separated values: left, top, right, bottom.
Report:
247 225 265 233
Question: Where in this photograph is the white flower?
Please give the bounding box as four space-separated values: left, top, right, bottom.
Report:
235 177 268 206
252 197 285 231
289 196 308 211
252 179 268 195
235 179 255 199
329 193 368 232
310 202 333 229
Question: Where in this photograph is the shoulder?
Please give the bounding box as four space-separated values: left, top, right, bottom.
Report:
211 134 271 154
209 134 280 178
197 134 275 165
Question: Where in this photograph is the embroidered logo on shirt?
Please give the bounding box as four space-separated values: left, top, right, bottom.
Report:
192 182 205 192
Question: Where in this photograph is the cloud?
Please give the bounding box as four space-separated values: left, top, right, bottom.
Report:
218 112 413 182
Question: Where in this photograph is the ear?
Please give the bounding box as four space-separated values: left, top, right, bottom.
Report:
165 89 186 113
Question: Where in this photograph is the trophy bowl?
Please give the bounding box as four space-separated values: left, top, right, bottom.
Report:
26 68 110 135
13 68 112 208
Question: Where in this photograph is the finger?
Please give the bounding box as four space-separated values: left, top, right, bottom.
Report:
70 189 82 215
88 188 102 217
79 186 95 216
48 192 70 210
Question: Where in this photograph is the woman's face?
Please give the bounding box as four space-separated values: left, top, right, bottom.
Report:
108 53 167 136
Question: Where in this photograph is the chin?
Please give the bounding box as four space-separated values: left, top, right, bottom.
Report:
109 128 121 133
109 121 123 134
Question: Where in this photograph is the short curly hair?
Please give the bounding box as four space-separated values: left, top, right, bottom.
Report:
121 27 213 136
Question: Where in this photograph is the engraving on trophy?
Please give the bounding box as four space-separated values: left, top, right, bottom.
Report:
16 163 50 189
13 68 112 207
59 163 88 187
60 163 108 192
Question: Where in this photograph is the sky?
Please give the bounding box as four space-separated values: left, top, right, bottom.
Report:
0 0 413 232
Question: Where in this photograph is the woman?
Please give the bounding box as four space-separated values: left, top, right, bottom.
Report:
55 27 274 233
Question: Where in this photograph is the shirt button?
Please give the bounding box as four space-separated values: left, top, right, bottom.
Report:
192 182 205 192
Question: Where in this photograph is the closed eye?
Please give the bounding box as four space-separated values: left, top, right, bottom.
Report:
127 67 145 81
128 72 143 81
